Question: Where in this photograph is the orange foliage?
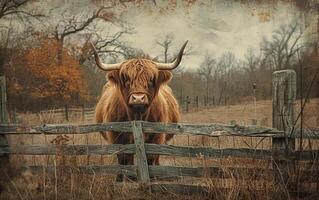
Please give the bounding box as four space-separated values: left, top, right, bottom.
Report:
24 39 87 101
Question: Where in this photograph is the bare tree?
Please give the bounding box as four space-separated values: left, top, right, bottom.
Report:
156 33 195 63
243 48 261 82
53 6 116 65
261 20 304 70
156 33 174 63
0 0 44 19
156 33 194 104
216 52 236 105
75 29 132 66
120 46 147 59
197 54 215 106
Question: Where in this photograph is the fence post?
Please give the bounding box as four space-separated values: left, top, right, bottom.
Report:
195 96 198 111
186 96 190 112
81 104 85 122
272 70 296 197
203 96 206 107
0 76 8 123
252 83 257 125
64 104 69 121
0 75 10 188
132 121 150 191
12 106 17 123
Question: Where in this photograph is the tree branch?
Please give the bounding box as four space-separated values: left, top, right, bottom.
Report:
0 0 43 19
60 6 112 38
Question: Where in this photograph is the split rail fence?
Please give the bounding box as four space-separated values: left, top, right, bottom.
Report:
0 121 318 195
39 106 95 122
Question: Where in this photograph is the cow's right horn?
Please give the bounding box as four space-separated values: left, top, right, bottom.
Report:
90 42 122 71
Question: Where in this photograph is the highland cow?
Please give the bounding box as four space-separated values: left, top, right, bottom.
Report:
91 41 187 180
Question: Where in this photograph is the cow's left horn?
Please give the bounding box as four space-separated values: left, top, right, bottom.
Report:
90 41 122 71
155 40 188 70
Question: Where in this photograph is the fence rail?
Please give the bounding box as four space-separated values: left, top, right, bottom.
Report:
24 165 318 182
35 106 95 122
1 121 318 138
1 143 318 160
40 107 94 113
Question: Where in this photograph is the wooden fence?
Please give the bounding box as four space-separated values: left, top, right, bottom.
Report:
39 106 95 122
0 70 319 196
0 121 318 195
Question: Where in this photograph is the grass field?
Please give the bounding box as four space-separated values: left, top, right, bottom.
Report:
1 99 319 199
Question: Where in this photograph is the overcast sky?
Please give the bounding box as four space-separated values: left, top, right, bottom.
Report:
5 0 310 70
120 1 302 69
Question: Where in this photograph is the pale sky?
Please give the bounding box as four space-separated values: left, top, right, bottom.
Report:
120 1 301 69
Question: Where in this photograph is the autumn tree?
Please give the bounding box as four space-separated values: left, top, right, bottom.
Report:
6 39 87 110
0 0 44 75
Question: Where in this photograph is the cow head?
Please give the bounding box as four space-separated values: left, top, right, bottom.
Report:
91 41 188 115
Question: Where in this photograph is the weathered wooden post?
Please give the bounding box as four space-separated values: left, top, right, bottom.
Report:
185 96 190 113
0 75 10 191
203 96 206 107
64 104 69 121
131 121 150 191
272 70 296 131
81 104 85 122
195 96 199 111
0 76 8 123
12 106 17 123
272 70 296 197
252 83 257 125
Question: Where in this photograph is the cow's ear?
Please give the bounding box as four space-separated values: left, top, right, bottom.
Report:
157 70 172 85
107 70 121 84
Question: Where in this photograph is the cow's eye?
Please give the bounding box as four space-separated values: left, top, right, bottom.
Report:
148 80 154 87
124 80 130 87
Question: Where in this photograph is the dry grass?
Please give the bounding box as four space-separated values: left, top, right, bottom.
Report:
1 99 319 199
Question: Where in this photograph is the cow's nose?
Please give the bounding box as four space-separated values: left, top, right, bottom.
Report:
129 93 148 105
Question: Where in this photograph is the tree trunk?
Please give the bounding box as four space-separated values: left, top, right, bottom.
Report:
57 38 64 66
218 82 226 105
206 77 209 106
164 47 168 63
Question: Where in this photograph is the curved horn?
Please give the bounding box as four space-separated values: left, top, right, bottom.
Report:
154 40 188 70
90 41 122 71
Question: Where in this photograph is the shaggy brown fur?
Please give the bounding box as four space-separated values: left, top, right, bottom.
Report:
95 59 180 173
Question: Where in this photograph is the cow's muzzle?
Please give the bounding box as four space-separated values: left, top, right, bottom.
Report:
128 93 149 112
